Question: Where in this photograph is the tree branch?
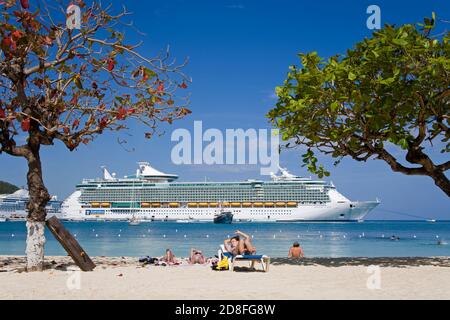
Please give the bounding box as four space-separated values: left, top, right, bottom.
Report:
376 149 428 176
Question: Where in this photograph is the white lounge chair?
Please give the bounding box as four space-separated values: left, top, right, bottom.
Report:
219 245 270 272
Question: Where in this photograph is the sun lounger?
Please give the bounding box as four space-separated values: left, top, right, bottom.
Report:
219 245 270 272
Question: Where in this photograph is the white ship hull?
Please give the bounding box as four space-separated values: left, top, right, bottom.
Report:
61 191 379 222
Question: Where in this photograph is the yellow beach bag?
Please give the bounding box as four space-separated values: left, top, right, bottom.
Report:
213 256 229 271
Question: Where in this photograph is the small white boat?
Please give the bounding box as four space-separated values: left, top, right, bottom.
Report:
427 219 437 223
0 217 7 222
176 216 196 223
129 216 141 226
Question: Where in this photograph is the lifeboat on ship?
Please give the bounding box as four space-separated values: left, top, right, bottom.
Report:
169 203 180 208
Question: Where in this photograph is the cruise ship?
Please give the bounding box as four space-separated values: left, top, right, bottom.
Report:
61 162 380 222
0 189 62 221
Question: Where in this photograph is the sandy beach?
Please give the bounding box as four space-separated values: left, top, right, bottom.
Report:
1 256 450 300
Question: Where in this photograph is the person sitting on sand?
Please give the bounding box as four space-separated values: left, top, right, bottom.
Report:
224 230 257 256
189 248 206 264
288 242 305 259
161 249 177 264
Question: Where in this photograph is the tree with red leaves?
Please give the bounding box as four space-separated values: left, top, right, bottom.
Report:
0 0 191 271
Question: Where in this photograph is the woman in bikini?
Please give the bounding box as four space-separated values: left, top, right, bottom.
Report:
224 230 257 256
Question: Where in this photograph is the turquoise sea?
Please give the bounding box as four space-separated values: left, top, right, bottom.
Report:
0 221 450 258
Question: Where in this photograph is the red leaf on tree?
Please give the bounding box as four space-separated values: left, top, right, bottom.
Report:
2 36 12 48
21 118 30 132
20 0 29 9
179 81 188 89
157 82 164 94
180 107 192 115
72 119 80 129
99 116 108 129
64 127 70 134
0 108 5 119
117 107 127 120
70 95 78 105
107 58 115 72
128 108 135 114
12 30 24 40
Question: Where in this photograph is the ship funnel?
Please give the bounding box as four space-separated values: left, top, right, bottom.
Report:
101 166 114 181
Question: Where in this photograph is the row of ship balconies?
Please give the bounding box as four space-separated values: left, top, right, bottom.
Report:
87 201 301 209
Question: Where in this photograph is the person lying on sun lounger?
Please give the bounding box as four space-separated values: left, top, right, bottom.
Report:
224 230 257 256
189 248 206 264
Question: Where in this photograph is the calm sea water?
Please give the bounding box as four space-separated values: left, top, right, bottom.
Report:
1 221 449 258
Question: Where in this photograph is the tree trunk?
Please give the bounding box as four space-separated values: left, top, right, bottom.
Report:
25 143 50 272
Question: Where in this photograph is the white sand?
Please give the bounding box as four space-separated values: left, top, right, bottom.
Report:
1 257 450 300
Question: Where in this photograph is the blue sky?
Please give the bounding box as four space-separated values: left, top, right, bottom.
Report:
1 0 449 219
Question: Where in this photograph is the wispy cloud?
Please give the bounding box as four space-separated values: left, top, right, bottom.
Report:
226 4 245 10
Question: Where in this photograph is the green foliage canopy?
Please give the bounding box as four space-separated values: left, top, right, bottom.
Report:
268 16 450 196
